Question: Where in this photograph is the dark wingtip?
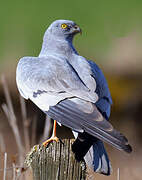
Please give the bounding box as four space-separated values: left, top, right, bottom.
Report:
124 144 132 153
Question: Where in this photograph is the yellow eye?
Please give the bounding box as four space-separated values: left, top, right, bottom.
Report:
61 23 68 29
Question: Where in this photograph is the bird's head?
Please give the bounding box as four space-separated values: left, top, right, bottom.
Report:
44 20 82 41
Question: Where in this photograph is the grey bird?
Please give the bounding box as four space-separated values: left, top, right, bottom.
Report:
16 20 132 175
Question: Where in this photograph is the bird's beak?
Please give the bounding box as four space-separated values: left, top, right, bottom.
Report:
73 25 82 35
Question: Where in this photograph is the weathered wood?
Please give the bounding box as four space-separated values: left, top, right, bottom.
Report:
24 139 86 180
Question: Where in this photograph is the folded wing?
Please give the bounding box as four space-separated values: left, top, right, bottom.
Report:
16 56 98 110
46 98 132 153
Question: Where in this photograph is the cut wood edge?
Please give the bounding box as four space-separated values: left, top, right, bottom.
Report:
24 139 86 180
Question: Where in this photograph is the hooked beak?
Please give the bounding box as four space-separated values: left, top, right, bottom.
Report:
72 25 82 35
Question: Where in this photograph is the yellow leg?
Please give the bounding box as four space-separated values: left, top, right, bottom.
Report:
42 120 59 147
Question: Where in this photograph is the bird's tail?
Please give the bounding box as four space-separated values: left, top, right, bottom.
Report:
85 139 112 175
72 132 112 175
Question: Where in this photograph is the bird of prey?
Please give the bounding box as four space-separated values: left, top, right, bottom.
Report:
16 19 132 175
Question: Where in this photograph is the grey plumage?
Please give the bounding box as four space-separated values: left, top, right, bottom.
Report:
47 98 131 153
16 19 132 175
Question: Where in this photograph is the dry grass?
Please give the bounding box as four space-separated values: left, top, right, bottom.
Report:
0 75 51 180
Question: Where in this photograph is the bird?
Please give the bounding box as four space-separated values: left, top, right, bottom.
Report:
16 19 132 175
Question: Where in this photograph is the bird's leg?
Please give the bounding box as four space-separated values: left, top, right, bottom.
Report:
42 120 59 147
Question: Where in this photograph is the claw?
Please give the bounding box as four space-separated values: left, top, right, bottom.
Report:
42 136 59 147
42 120 59 147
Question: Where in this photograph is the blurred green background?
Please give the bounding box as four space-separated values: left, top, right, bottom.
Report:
0 0 142 179
0 0 142 68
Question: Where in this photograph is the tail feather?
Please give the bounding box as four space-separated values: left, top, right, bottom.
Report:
92 140 112 175
72 133 112 175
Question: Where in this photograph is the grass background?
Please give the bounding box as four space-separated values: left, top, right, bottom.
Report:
0 0 142 67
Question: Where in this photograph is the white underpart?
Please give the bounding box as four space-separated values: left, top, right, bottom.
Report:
30 93 64 111
30 92 72 112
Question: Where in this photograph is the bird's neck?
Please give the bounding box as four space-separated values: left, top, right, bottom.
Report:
39 35 78 58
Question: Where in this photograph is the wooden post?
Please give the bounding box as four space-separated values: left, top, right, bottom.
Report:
24 139 86 180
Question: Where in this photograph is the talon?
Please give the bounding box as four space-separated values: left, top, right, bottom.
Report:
42 136 59 147
42 120 59 147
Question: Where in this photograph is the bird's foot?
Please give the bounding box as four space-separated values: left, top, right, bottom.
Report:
42 136 59 147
